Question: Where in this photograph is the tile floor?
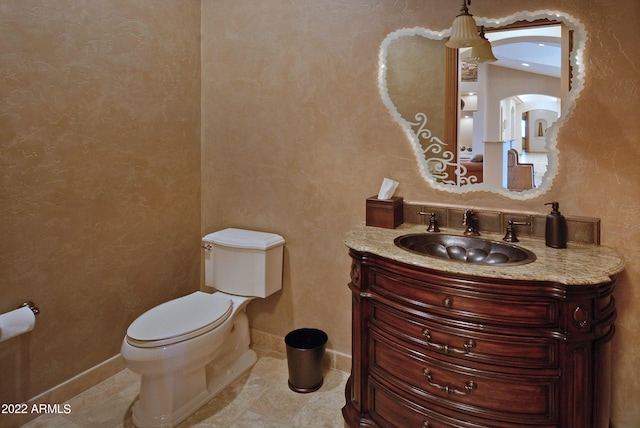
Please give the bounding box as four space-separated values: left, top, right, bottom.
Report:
22 350 349 428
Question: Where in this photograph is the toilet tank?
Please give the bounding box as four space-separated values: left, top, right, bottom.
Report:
202 228 285 298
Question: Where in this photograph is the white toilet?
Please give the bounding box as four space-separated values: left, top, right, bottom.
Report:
121 228 285 428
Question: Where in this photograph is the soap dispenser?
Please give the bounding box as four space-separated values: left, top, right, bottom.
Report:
544 202 567 248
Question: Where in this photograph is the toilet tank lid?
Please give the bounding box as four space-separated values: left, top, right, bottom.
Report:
203 228 285 250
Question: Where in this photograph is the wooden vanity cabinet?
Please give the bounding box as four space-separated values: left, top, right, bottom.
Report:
342 250 617 428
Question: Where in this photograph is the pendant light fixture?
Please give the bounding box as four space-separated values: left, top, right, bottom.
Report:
467 26 498 63
445 0 483 49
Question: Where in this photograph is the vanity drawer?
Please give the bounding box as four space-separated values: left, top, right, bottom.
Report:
370 268 557 328
369 376 554 428
369 331 559 425
371 302 558 369
369 377 465 428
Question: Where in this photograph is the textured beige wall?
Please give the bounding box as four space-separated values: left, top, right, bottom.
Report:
1 0 638 425
202 0 639 425
0 0 201 404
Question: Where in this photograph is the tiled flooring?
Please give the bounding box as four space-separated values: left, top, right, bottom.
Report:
23 350 349 428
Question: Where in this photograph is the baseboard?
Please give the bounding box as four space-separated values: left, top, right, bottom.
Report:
5 354 124 427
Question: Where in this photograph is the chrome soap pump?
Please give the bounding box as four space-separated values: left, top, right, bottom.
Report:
544 202 567 248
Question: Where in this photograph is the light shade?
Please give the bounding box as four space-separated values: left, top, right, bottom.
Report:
467 39 498 63
467 27 497 63
446 15 483 48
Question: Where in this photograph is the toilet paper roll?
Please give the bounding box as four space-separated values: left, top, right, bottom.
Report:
0 306 36 343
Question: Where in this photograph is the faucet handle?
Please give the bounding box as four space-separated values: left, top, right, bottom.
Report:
503 219 531 242
463 209 480 236
418 211 440 233
503 220 518 242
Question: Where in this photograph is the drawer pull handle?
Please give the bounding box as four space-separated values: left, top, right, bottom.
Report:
422 368 477 396
423 422 431 428
442 297 452 308
422 329 476 355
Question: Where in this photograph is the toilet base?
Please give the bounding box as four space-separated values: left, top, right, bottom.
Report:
131 349 257 428
128 302 256 428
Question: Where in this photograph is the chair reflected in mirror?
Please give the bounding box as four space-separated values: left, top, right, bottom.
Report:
507 149 535 191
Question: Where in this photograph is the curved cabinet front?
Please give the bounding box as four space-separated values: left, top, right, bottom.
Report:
342 250 616 428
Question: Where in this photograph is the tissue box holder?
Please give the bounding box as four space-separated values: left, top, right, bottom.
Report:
366 196 403 229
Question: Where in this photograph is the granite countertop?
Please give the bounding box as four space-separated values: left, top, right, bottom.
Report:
345 223 625 285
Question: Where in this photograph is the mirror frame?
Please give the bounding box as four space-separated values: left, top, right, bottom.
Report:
378 10 586 200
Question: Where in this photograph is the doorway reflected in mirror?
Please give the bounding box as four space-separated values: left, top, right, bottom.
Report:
378 11 586 199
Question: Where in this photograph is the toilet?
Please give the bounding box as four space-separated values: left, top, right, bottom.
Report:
121 228 285 428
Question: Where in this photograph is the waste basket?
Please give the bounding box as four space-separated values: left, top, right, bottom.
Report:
284 328 328 393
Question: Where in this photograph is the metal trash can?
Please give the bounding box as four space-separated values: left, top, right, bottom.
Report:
284 328 328 393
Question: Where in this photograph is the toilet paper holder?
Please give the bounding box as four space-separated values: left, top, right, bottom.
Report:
20 301 40 316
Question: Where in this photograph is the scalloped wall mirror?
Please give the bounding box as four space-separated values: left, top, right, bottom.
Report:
379 11 585 200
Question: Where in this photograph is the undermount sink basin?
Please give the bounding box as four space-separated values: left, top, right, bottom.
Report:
394 233 536 265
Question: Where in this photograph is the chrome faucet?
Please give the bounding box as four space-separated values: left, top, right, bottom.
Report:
462 209 480 236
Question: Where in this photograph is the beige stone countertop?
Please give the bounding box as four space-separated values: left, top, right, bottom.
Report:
345 223 625 285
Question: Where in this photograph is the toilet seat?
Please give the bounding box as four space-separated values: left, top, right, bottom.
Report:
126 291 233 348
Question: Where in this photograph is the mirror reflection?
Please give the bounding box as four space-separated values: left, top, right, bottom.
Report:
379 12 585 199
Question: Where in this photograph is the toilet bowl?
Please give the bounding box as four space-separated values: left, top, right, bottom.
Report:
121 229 285 428
121 292 255 428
